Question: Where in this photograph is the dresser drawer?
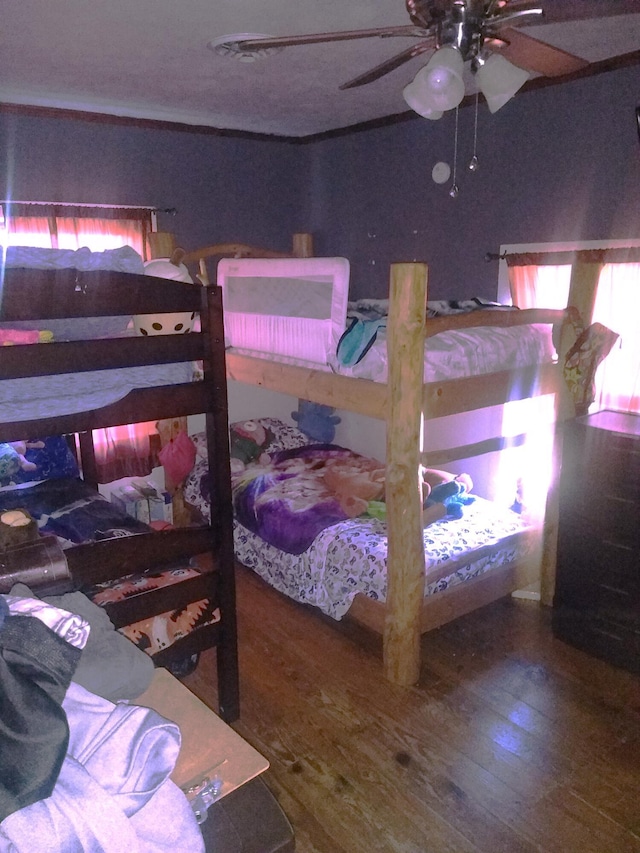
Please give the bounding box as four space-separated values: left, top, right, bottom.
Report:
559 502 640 549
552 608 640 674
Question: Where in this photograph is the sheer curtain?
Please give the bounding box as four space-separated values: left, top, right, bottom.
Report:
507 249 640 417
592 263 640 413
2 204 158 482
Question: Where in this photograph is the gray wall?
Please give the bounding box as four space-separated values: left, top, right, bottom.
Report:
305 65 640 300
2 63 638 302
0 112 307 255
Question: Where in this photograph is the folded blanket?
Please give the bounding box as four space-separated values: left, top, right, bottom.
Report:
233 444 384 554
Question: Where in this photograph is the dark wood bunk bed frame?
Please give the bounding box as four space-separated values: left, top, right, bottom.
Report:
0 263 239 722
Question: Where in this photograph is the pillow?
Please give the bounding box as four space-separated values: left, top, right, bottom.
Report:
1 436 80 487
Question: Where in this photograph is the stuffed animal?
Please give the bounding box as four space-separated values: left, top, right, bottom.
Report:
291 400 341 444
229 420 273 473
0 508 39 550
423 470 475 526
322 456 385 518
0 441 38 482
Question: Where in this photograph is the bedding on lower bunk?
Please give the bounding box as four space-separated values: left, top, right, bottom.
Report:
0 362 195 424
0 477 219 655
183 418 533 620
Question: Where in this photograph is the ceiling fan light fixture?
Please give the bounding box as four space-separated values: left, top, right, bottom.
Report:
419 46 465 110
403 46 464 117
402 79 443 120
475 53 529 114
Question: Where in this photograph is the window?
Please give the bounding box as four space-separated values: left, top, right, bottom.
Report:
0 203 153 256
499 240 640 416
2 202 160 481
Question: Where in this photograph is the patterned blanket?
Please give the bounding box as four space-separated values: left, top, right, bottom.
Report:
232 444 385 555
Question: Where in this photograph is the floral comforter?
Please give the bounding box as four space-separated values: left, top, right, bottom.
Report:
232 444 385 555
184 418 533 620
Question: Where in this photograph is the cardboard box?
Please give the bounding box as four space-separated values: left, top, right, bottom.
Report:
110 480 173 525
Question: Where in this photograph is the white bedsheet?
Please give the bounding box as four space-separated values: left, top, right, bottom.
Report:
0 363 194 424
229 324 556 384
233 497 530 620
330 324 556 383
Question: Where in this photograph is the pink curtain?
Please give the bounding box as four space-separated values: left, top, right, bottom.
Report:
592 263 640 414
3 207 158 482
507 253 638 416
92 420 160 483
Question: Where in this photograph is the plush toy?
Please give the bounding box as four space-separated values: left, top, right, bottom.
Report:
291 400 341 444
229 420 273 474
422 469 475 526
323 457 385 518
0 441 38 482
0 508 39 550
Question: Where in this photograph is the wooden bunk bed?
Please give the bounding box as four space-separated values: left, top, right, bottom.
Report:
0 257 239 721
182 236 574 688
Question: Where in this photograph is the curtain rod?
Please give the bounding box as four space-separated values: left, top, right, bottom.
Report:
0 201 177 214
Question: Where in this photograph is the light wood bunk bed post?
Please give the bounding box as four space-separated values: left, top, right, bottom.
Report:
183 233 314 287
384 262 428 686
205 237 572 687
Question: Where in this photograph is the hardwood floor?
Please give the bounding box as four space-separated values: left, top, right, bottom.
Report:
185 566 640 853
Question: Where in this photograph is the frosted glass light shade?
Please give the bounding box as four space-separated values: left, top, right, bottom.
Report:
476 54 529 113
402 46 464 117
402 79 444 120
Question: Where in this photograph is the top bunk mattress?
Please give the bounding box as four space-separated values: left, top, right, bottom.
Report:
0 245 197 424
329 323 556 383
217 258 557 382
0 362 194 424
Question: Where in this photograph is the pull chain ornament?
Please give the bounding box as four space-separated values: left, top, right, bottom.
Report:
468 93 479 172
449 106 459 198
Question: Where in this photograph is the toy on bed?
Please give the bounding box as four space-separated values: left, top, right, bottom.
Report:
291 400 341 443
0 441 38 481
367 467 475 526
229 419 274 474
422 467 475 525
322 455 385 518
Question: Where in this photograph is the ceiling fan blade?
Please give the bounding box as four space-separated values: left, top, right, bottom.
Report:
495 27 590 77
506 0 640 25
237 25 425 52
339 39 436 90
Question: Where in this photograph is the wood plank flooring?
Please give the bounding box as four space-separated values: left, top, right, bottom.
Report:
185 566 640 853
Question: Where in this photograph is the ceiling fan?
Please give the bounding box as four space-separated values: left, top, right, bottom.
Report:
229 0 629 117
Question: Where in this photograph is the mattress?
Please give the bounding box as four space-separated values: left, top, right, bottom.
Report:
236 497 530 619
329 323 556 384
183 419 532 620
0 362 195 424
1 245 196 423
227 320 556 383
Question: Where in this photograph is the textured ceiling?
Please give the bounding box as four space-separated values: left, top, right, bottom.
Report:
2 1 639 138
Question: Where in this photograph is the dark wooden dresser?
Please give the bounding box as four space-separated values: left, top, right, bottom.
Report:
553 409 640 674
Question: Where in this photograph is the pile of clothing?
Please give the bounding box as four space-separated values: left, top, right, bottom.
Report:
0 588 204 852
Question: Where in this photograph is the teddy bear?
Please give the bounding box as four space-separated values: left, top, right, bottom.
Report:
291 400 341 444
365 467 475 526
0 441 38 483
229 420 274 474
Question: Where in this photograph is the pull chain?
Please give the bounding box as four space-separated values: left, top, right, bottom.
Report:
449 106 459 198
469 93 479 172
